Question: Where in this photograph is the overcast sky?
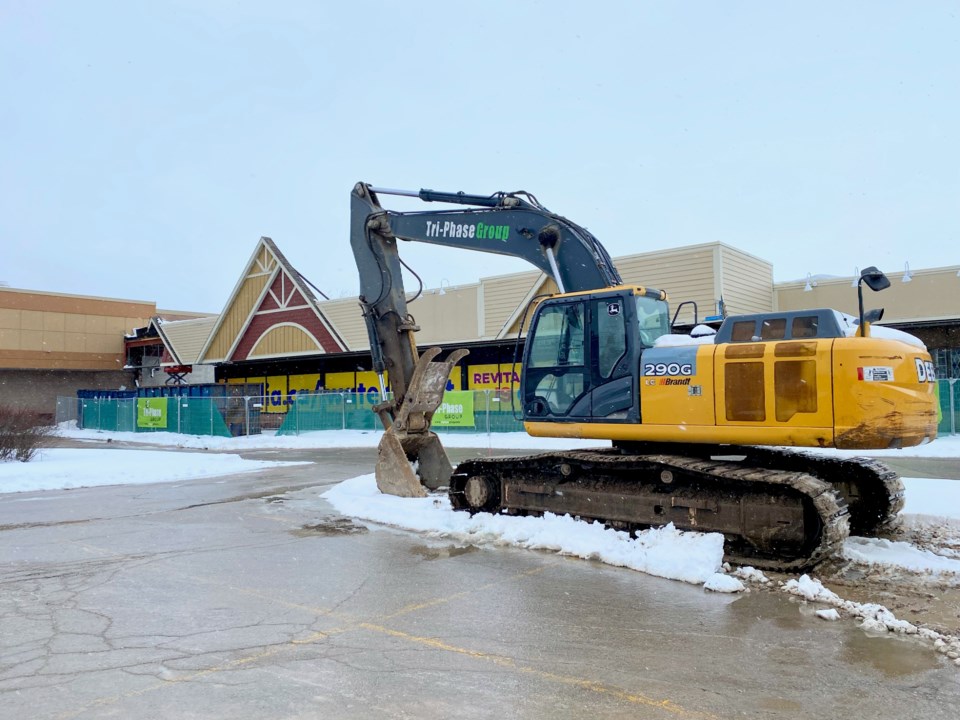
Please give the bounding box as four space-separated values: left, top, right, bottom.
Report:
1 1 958 313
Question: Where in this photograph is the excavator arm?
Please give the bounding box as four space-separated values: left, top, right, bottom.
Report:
350 181 622 496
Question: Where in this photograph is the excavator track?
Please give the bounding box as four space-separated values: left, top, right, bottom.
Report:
449 449 850 572
732 448 904 536
624 444 904 537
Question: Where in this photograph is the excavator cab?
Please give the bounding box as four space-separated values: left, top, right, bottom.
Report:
522 287 669 423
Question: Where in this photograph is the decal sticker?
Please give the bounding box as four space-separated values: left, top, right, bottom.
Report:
915 358 936 383
425 220 510 241
607 302 621 316
858 366 894 382
641 346 698 378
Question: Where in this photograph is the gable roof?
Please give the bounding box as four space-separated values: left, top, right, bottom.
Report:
152 316 218 366
197 237 347 363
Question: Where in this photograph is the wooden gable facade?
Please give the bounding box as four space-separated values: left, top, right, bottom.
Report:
198 237 346 364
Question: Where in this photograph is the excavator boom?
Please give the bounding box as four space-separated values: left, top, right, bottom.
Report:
350 181 625 496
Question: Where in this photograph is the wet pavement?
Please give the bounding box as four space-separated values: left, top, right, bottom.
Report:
1 444 959 719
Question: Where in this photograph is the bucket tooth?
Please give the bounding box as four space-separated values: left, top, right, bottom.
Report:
414 433 454 490
375 430 427 498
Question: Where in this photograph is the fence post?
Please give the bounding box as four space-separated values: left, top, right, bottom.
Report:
341 393 346 430
485 389 491 441
951 379 956 436
294 394 300 435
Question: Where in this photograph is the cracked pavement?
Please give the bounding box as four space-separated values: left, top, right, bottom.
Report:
1 445 959 719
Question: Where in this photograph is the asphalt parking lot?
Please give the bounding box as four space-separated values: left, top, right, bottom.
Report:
1 445 958 719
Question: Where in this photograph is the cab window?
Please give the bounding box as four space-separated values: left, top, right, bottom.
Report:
528 303 585 368
636 296 670 348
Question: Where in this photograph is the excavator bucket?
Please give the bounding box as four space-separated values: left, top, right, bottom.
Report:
374 347 469 498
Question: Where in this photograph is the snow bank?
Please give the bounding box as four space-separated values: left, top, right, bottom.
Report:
843 537 960 576
322 474 733 589
0 448 308 494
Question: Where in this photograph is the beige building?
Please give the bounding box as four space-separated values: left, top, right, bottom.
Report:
318 241 775 351
5 237 959 420
775 264 960 378
0 287 207 417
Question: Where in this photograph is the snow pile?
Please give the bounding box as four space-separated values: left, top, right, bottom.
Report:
733 566 771 584
832 310 927 349
843 537 960 578
782 574 948 639
0 448 308 494
322 474 733 589
815 608 841 621
703 573 745 593
654 331 717 348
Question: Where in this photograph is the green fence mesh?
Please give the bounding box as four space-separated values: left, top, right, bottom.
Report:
276 391 526 436
938 379 958 436
72 381 959 438
77 398 232 437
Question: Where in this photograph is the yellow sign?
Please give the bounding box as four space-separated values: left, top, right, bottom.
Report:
288 373 322 398
218 367 463 414
264 375 288 413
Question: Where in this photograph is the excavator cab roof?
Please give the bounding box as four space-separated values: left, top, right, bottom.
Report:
715 308 846 343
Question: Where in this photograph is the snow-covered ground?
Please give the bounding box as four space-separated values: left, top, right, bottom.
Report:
55 423 960 456
0 448 307 494
7 425 960 659
54 424 610 452
43 425 960 586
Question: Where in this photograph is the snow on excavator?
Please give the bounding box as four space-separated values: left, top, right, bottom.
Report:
350 182 938 569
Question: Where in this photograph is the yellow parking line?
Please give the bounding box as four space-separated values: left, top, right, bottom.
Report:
360 622 715 719
60 545 715 719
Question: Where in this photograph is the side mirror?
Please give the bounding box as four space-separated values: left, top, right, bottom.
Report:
856 266 890 337
860 266 891 292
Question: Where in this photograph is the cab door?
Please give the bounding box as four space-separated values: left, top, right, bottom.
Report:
522 291 635 421
588 293 635 420
522 299 591 419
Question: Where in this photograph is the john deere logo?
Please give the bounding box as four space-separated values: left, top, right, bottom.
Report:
425 220 510 242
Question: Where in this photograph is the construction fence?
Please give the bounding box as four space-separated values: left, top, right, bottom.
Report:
56 389 526 437
57 380 959 438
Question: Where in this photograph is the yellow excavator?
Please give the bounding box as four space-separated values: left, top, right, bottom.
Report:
350 182 938 570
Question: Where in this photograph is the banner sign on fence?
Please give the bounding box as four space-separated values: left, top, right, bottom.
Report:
433 391 475 427
137 398 168 429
